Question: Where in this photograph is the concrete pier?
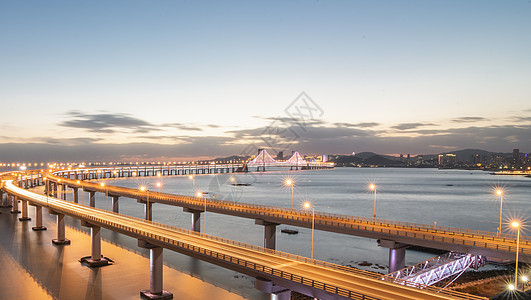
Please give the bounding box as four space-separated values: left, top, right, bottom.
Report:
79 222 110 267
255 277 291 300
19 200 31 221
140 245 173 299
89 191 96 207
73 187 79 203
379 239 408 273
255 220 277 250
51 212 70 245
112 195 119 213
183 208 202 232
11 195 20 214
31 205 47 231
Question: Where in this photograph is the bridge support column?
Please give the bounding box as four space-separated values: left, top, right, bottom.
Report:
139 242 173 299
255 277 291 300
144 202 152 221
11 195 20 214
183 208 202 232
53 183 58 198
19 200 31 221
0 190 11 208
112 195 119 213
61 184 67 200
32 205 47 231
80 222 111 267
89 191 96 207
255 220 278 250
51 212 70 245
73 187 79 203
379 239 408 273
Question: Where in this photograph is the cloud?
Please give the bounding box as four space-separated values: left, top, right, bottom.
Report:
391 123 435 130
163 123 203 131
334 122 380 128
60 111 158 133
452 117 488 123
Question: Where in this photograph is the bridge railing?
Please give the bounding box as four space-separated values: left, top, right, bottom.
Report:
47 170 530 248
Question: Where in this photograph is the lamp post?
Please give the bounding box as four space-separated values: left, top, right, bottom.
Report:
304 202 315 259
512 221 521 291
101 182 107 210
197 191 206 231
140 186 150 220
522 275 528 292
369 183 377 219
230 176 237 203
189 175 195 194
285 179 294 209
496 189 504 237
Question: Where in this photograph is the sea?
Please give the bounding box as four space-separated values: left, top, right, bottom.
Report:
1 167 530 299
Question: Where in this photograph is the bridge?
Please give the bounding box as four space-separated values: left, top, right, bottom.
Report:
26 166 529 270
0 170 486 300
247 150 333 171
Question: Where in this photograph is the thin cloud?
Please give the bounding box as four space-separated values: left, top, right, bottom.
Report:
452 117 487 123
391 123 435 130
334 122 380 128
60 111 158 133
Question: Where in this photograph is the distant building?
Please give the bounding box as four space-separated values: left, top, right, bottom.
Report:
276 151 284 161
438 154 457 168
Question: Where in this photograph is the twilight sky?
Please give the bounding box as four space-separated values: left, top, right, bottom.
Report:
1 1 530 162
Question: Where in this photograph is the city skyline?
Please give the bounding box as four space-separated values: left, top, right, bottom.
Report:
1 1 530 161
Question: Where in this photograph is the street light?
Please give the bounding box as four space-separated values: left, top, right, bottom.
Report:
304 202 315 259
369 183 377 219
284 178 294 209
230 176 237 203
522 275 528 292
101 182 108 210
197 191 206 231
140 186 150 220
189 175 195 194
512 221 521 291
496 189 504 237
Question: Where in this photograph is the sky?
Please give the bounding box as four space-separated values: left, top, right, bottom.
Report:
1 1 530 162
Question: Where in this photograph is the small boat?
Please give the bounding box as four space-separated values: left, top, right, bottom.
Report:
281 229 299 235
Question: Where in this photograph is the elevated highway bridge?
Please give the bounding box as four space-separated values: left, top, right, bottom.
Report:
1 174 486 300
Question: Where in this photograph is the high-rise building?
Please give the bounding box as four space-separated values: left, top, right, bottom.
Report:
276 151 284 161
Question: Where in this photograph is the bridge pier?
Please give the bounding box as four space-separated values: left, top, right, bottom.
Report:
112 195 119 213
61 184 67 200
0 190 11 208
139 243 173 299
89 191 96 207
32 205 47 231
379 239 408 273
80 222 111 267
73 187 79 203
51 211 70 245
256 220 278 250
183 208 202 232
255 277 291 300
11 195 21 214
19 200 31 221
53 182 58 198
